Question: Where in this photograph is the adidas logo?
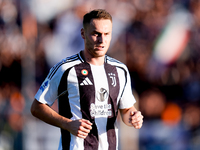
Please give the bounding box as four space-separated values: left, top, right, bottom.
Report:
80 77 93 86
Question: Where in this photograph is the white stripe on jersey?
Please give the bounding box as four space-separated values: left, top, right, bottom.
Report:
66 67 85 150
90 64 110 150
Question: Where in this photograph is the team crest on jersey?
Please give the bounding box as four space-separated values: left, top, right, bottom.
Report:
96 88 108 102
108 73 116 87
81 69 88 76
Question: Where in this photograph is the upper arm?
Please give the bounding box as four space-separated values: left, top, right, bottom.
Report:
30 99 49 117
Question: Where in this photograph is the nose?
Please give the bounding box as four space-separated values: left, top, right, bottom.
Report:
97 34 104 43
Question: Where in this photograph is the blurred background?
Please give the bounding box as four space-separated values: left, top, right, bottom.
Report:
0 0 200 149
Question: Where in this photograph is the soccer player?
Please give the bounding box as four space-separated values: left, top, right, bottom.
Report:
31 9 143 150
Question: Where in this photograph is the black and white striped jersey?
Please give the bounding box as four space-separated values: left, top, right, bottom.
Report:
35 51 136 150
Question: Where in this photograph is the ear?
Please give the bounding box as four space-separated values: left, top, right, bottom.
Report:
81 28 85 39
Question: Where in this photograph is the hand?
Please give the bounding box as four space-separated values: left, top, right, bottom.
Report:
66 119 93 139
129 111 143 129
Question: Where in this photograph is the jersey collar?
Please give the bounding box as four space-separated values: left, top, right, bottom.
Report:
78 50 107 64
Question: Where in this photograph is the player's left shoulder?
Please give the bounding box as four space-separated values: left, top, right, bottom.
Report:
105 55 127 69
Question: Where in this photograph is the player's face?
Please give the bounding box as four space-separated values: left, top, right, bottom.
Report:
81 19 112 57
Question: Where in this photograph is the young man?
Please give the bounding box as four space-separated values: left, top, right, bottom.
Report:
31 9 143 150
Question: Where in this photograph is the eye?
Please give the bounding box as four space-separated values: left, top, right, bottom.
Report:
92 32 101 37
97 33 102 36
92 33 98 37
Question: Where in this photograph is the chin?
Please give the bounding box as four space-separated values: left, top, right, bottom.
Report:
95 51 107 57
87 48 107 57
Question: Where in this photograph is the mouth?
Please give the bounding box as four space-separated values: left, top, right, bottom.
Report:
96 45 104 49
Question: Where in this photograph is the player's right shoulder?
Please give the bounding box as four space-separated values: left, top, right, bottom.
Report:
47 53 81 79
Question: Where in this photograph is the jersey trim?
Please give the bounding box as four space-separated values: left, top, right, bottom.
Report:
48 54 79 80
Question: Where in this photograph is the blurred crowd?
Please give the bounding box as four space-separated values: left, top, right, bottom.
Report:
0 0 200 150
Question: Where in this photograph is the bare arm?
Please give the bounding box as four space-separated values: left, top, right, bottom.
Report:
120 105 143 129
30 99 92 138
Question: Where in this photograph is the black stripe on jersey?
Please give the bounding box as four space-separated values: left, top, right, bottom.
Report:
106 55 129 101
104 63 120 150
47 61 62 79
75 63 99 150
48 54 79 80
116 66 128 100
58 67 73 150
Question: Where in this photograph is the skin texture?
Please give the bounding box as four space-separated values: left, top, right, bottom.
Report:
81 19 112 66
31 18 143 139
31 100 92 139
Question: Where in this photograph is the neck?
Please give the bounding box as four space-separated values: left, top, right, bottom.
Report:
82 50 105 66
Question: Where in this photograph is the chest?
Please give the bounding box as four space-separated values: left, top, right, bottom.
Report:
67 63 120 103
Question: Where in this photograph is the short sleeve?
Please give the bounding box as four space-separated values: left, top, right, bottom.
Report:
118 66 136 109
35 67 62 106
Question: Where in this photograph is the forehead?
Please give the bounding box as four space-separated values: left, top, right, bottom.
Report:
87 19 112 32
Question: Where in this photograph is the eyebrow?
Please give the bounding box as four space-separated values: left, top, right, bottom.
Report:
93 31 101 34
92 30 110 35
